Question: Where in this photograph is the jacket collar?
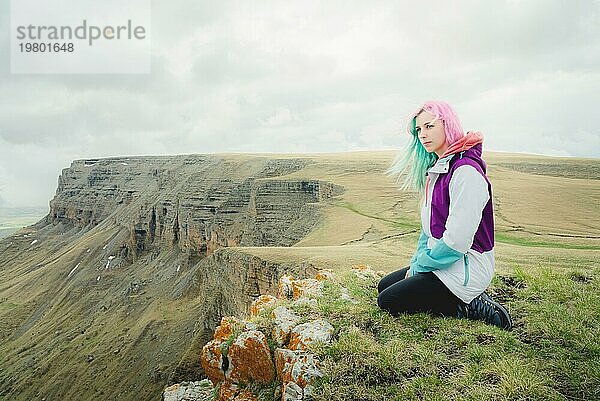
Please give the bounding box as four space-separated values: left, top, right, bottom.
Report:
427 154 454 174
427 131 484 174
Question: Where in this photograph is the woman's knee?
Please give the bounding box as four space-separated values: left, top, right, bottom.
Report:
376 291 392 312
377 267 409 294
377 289 404 316
377 277 388 294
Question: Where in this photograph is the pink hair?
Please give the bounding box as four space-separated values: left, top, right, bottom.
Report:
409 100 465 145
387 100 466 192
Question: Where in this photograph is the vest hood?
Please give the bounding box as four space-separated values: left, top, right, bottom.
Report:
439 130 487 173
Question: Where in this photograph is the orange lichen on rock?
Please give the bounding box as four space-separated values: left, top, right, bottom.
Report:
226 330 274 384
274 348 297 382
291 279 323 300
199 271 335 400
218 381 238 400
234 388 258 401
214 316 240 341
288 353 323 388
201 339 226 385
351 264 370 271
249 294 278 317
314 269 334 281
218 380 258 401
275 348 324 396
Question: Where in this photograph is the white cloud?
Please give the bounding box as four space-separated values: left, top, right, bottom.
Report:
0 0 599 206
262 107 294 127
462 70 600 157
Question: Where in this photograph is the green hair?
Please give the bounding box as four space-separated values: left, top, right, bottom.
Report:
386 116 438 193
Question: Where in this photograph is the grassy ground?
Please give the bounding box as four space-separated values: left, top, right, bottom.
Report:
239 239 599 401
265 260 599 401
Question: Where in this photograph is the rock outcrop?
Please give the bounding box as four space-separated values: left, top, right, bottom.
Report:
163 380 214 401
194 272 337 401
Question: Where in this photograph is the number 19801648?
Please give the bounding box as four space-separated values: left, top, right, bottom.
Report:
19 42 74 52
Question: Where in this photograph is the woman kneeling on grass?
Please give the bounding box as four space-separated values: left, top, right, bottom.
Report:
377 100 512 330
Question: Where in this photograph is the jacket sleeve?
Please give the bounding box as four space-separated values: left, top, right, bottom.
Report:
413 238 464 273
408 230 429 276
414 165 490 273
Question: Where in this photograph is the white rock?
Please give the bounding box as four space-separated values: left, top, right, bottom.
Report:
340 287 359 304
353 268 379 280
278 275 295 299
304 384 315 398
291 354 324 387
282 381 303 401
272 306 300 346
290 319 335 350
163 379 214 401
244 321 258 331
68 263 81 278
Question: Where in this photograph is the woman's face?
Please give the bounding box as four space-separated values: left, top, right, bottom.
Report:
415 110 449 157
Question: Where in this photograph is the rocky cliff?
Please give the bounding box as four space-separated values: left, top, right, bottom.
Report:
0 155 343 401
49 155 342 262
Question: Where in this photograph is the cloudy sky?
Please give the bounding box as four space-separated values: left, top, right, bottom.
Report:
1 0 599 208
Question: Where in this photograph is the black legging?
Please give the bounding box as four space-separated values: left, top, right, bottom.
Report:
377 266 464 317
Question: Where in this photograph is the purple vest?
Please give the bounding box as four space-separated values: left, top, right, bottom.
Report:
429 144 494 253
